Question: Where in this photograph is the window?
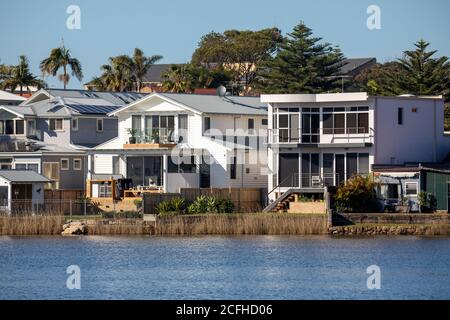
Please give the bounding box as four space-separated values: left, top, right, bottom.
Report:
0 186 8 204
132 115 141 131
168 155 196 173
229 155 237 180
398 108 403 125
73 158 82 171
49 118 63 131
248 118 254 130
5 120 14 134
72 118 79 131
96 119 103 132
262 119 268 126
405 182 418 195
28 164 39 172
15 164 27 170
204 117 211 133
43 162 59 189
15 120 24 135
61 158 69 170
0 120 4 135
112 156 120 174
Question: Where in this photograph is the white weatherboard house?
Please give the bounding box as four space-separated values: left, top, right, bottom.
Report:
261 92 450 204
0 170 50 213
88 93 268 197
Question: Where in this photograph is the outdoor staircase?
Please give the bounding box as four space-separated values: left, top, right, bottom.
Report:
263 189 300 213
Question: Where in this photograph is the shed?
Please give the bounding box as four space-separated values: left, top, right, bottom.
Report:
0 170 50 213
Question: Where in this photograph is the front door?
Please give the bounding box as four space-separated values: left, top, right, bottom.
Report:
279 153 299 187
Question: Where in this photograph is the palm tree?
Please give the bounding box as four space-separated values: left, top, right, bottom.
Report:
98 55 134 92
40 45 83 89
1 55 44 96
162 65 193 93
130 48 162 92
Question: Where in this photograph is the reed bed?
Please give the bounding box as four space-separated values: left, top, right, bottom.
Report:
0 215 64 235
154 214 328 235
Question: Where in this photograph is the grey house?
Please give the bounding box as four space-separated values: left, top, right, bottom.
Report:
0 89 145 190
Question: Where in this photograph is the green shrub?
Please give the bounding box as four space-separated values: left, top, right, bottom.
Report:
154 197 186 215
334 175 381 213
187 195 234 214
418 191 437 213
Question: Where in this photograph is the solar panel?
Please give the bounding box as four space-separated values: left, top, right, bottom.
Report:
66 104 121 114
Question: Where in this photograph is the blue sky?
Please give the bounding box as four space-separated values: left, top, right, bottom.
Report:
1 0 449 89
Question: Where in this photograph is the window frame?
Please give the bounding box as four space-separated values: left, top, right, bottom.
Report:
60 158 70 171
72 118 79 131
49 118 64 131
405 182 418 196
73 158 82 171
96 118 104 132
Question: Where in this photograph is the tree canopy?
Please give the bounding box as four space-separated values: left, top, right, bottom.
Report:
255 22 346 94
1 55 44 95
191 28 282 94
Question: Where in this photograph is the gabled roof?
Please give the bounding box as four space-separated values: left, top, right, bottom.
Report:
110 92 267 116
0 90 26 102
340 58 376 76
0 170 51 183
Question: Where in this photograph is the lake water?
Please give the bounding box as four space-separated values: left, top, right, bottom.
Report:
0 235 449 300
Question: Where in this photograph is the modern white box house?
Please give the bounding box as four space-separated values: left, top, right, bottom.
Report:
261 92 450 201
89 93 268 196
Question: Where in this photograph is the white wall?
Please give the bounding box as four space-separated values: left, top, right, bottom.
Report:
373 97 450 164
167 173 199 193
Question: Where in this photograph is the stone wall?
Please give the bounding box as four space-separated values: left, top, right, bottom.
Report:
333 213 449 226
328 224 450 236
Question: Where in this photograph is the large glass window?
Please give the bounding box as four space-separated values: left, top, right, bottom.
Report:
15 120 24 135
126 156 163 187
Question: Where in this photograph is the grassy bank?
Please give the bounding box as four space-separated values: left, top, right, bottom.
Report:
0 215 64 235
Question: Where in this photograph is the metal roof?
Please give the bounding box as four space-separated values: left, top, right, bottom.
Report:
0 170 51 183
340 58 376 76
66 104 120 114
158 93 267 115
0 90 26 102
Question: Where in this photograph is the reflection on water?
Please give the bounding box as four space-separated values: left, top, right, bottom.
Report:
0 235 449 300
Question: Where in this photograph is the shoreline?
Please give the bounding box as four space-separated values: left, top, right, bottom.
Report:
1 213 449 236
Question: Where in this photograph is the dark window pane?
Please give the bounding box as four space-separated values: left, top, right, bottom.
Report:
346 153 358 179
323 154 334 186
358 153 369 174
398 108 403 125
5 120 14 134
358 113 369 134
248 118 254 130
323 113 333 134
15 120 24 135
334 114 345 134
279 115 289 128
346 113 357 134
301 153 310 187
230 156 237 180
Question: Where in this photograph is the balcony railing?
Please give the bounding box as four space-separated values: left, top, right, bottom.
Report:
125 128 179 145
268 127 374 144
269 173 341 199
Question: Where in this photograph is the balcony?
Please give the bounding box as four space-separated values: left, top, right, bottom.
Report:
123 128 180 149
268 127 374 146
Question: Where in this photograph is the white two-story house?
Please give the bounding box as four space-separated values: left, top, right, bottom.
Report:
88 92 268 198
261 92 450 204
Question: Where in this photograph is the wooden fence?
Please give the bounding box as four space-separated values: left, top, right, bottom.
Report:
44 189 85 214
143 188 265 214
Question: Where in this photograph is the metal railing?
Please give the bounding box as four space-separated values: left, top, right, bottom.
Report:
268 127 374 144
0 199 100 216
125 128 179 145
268 173 341 200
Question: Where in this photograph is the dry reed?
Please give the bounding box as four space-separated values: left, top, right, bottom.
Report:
0 215 64 235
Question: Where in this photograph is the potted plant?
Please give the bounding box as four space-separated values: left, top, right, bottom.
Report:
151 129 160 144
394 196 410 213
127 128 138 144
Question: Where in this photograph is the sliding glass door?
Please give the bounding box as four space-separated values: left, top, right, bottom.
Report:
127 156 163 187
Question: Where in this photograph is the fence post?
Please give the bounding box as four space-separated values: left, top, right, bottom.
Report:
84 199 87 216
69 200 72 218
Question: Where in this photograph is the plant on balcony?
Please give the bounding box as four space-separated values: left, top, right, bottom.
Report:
127 128 138 144
151 129 160 144
334 174 381 213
